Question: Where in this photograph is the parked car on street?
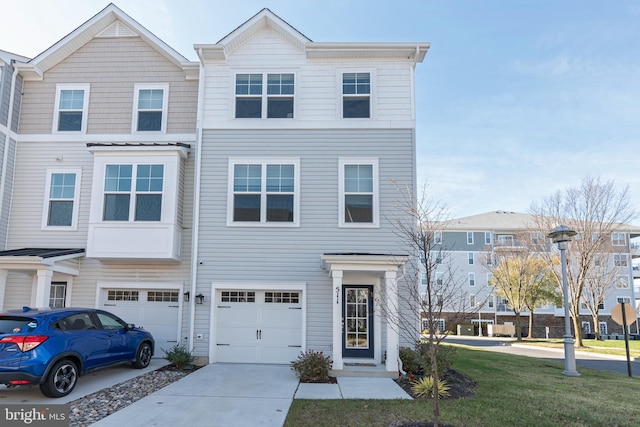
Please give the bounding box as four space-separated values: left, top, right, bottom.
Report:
0 307 154 397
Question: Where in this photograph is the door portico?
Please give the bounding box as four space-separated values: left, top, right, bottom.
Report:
321 253 409 376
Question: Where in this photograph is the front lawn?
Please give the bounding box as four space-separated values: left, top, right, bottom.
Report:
285 345 640 427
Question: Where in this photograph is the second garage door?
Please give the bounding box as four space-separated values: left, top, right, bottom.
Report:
215 290 302 364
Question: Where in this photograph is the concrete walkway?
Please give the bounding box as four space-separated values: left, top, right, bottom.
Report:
91 364 411 427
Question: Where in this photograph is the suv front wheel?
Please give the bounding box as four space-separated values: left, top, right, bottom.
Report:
40 359 78 398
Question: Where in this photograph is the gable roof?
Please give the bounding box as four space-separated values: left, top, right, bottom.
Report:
0 49 30 65
15 3 198 80
195 8 429 63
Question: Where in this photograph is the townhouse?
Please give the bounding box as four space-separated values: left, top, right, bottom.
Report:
429 210 640 337
0 4 429 375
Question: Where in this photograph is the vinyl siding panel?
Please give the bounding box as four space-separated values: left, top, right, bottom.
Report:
193 128 415 356
0 64 9 127
18 37 197 134
0 136 15 248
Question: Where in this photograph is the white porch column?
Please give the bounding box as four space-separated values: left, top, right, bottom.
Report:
385 270 399 373
34 268 54 308
0 269 8 310
331 270 344 370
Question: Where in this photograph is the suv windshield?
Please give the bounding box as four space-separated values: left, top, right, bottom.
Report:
0 317 37 335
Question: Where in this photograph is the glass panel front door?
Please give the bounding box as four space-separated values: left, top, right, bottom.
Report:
342 285 374 358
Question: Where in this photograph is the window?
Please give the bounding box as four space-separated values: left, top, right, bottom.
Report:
107 290 139 301
469 294 476 308
265 292 299 303
617 297 631 304
614 276 629 289
497 235 514 246
468 252 474 265
43 169 81 229
421 318 445 333
614 254 628 267
147 291 179 302
229 159 299 225
221 291 255 303
133 84 168 132
53 84 89 132
467 232 474 244
235 73 294 118
594 254 601 267
488 294 494 308
339 158 378 226
484 232 491 245
436 272 443 287
49 282 67 308
598 303 605 310
486 252 493 265
434 231 442 244
469 273 475 287
103 164 163 222
421 273 427 286
599 322 608 335
435 253 443 264
612 233 626 246
342 72 370 118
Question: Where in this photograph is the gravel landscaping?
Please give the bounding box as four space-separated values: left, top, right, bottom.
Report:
68 365 197 427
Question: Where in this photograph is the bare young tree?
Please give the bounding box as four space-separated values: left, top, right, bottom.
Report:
385 182 470 427
529 176 636 346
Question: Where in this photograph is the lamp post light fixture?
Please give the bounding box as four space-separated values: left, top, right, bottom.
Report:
547 224 580 377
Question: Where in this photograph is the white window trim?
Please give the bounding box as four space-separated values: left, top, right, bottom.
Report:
614 253 628 267
338 69 376 120
434 231 442 244
614 275 629 289
227 157 300 227
468 252 474 265
467 232 474 245
611 232 626 246
132 83 169 133
52 84 90 134
338 157 379 228
232 72 297 120
484 231 492 245
41 168 82 230
469 272 475 286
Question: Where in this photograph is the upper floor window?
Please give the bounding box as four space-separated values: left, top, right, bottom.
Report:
484 232 492 245
611 232 626 246
339 158 378 227
467 232 474 244
342 72 370 118
613 254 628 267
53 84 89 133
468 252 474 265
469 273 475 287
42 169 81 229
434 231 442 244
103 164 164 222
228 158 299 226
614 276 629 289
133 84 168 132
235 73 294 119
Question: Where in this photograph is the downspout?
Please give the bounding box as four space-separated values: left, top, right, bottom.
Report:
187 52 205 354
0 64 19 249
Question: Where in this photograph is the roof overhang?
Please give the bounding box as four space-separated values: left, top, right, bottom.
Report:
307 42 430 62
86 142 191 159
0 248 85 275
321 253 410 273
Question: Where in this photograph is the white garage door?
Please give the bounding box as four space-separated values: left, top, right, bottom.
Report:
215 290 302 364
102 289 180 357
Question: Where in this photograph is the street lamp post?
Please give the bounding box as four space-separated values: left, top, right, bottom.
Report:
548 225 580 377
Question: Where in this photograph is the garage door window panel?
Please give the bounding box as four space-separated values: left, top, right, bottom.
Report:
107 290 139 301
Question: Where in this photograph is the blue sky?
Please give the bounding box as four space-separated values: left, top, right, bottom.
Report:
3 0 639 224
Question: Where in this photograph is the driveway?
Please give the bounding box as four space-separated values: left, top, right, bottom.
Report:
0 358 168 404
91 363 300 427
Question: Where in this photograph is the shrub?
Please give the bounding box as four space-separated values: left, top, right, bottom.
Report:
399 347 423 375
163 344 194 369
418 343 456 378
411 375 450 399
291 350 333 382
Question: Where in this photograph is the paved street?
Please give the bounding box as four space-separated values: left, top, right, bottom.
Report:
445 336 640 376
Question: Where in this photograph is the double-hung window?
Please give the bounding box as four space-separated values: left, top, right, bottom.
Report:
342 72 370 118
53 84 89 132
49 282 67 308
229 159 299 226
42 169 81 229
103 164 163 222
611 232 626 246
133 84 168 132
613 253 628 267
339 158 378 227
469 273 475 287
235 73 294 118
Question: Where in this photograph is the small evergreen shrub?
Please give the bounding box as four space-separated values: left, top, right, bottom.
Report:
163 344 194 369
399 347 423 375
418 343 456 378
411 375 450 398
291 350 333 382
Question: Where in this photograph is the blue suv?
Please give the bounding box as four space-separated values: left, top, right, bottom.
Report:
0 307 154 397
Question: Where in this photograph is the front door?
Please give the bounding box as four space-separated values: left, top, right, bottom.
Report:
342 285 374 358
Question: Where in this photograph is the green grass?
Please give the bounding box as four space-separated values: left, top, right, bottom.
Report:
285 345 640 427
